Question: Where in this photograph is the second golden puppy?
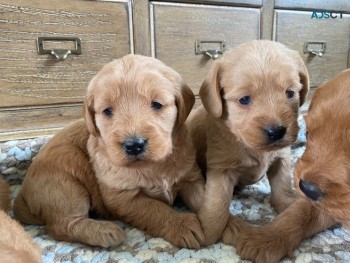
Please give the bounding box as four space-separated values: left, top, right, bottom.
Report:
14 55 205 249
235 69 350 263
188 40 309 245
0 179 42 263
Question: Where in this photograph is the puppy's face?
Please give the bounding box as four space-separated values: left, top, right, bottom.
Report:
294 70 350 226
84 55 194 167
200 40 309 151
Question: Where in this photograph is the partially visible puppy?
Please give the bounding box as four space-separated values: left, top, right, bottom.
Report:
14 55 205 249
0 178 42 263
235 69 350 263
187 40 309 245
0 178 10 211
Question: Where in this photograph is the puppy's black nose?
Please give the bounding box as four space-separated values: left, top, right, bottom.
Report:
123 137 147 156
264 126 286 141
299 179 323 201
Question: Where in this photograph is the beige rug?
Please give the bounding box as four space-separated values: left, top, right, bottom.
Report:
1 117 349 263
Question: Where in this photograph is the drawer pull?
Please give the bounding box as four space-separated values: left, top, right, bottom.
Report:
195 40 225 60
303 41 326 57
37 37 82 60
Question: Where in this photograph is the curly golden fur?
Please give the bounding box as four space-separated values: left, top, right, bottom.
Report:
14 55 205 249
0 179 42 263
187 40 309 245
235 69 350 263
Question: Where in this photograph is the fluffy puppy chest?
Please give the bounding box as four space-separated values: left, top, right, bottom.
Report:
234 148 280 186
89 140 189 205
206 121 283 186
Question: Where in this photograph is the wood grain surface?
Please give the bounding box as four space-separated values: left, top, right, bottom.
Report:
275 0 350 12
151 2 260 95
1 0 349 141
274 10 350 88
0 0 132 140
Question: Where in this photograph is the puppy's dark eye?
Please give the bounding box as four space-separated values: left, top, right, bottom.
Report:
151 101 163 110
239 96 251 105
103 107 113 117
286 90 295 99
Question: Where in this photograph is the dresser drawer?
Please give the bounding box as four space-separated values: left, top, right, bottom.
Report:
151 2 260 95
0 105 82 141
275 0 350 12
164 0 263 6
0 0 132 140
274 10 350 88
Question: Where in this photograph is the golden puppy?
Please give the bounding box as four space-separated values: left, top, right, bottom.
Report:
187 40 309 245
235 69 350 263
14 55 205 249
0 178 10 211
0 178 42 263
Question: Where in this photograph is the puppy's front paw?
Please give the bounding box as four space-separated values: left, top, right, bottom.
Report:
48 218 126 248
236 226 292 263
221 215 249 246
89 220 126 248
164 213 204 249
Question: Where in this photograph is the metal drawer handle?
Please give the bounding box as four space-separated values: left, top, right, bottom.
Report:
37 37 82 60
304 41 326 57
195 40 225 60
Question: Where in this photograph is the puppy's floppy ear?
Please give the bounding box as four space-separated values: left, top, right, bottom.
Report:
199 61 223 118
83 92 99 137
294 53 310 107
176 83 195 128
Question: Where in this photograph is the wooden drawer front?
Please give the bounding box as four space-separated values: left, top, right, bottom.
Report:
0 0 132 107
151 2 260 95
168 0 263 6
0 0 132 140
275 0 350 12
0 105 82 141
274 10 350 88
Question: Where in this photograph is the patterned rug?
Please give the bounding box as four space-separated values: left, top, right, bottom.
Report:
1 116 350 263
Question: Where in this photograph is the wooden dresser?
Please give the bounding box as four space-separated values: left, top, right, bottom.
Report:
1 0 349 141
0 0 133 141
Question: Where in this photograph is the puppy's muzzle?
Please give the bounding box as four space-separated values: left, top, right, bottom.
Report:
264 125 286 142
123 136 148 156
299 179 324 201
